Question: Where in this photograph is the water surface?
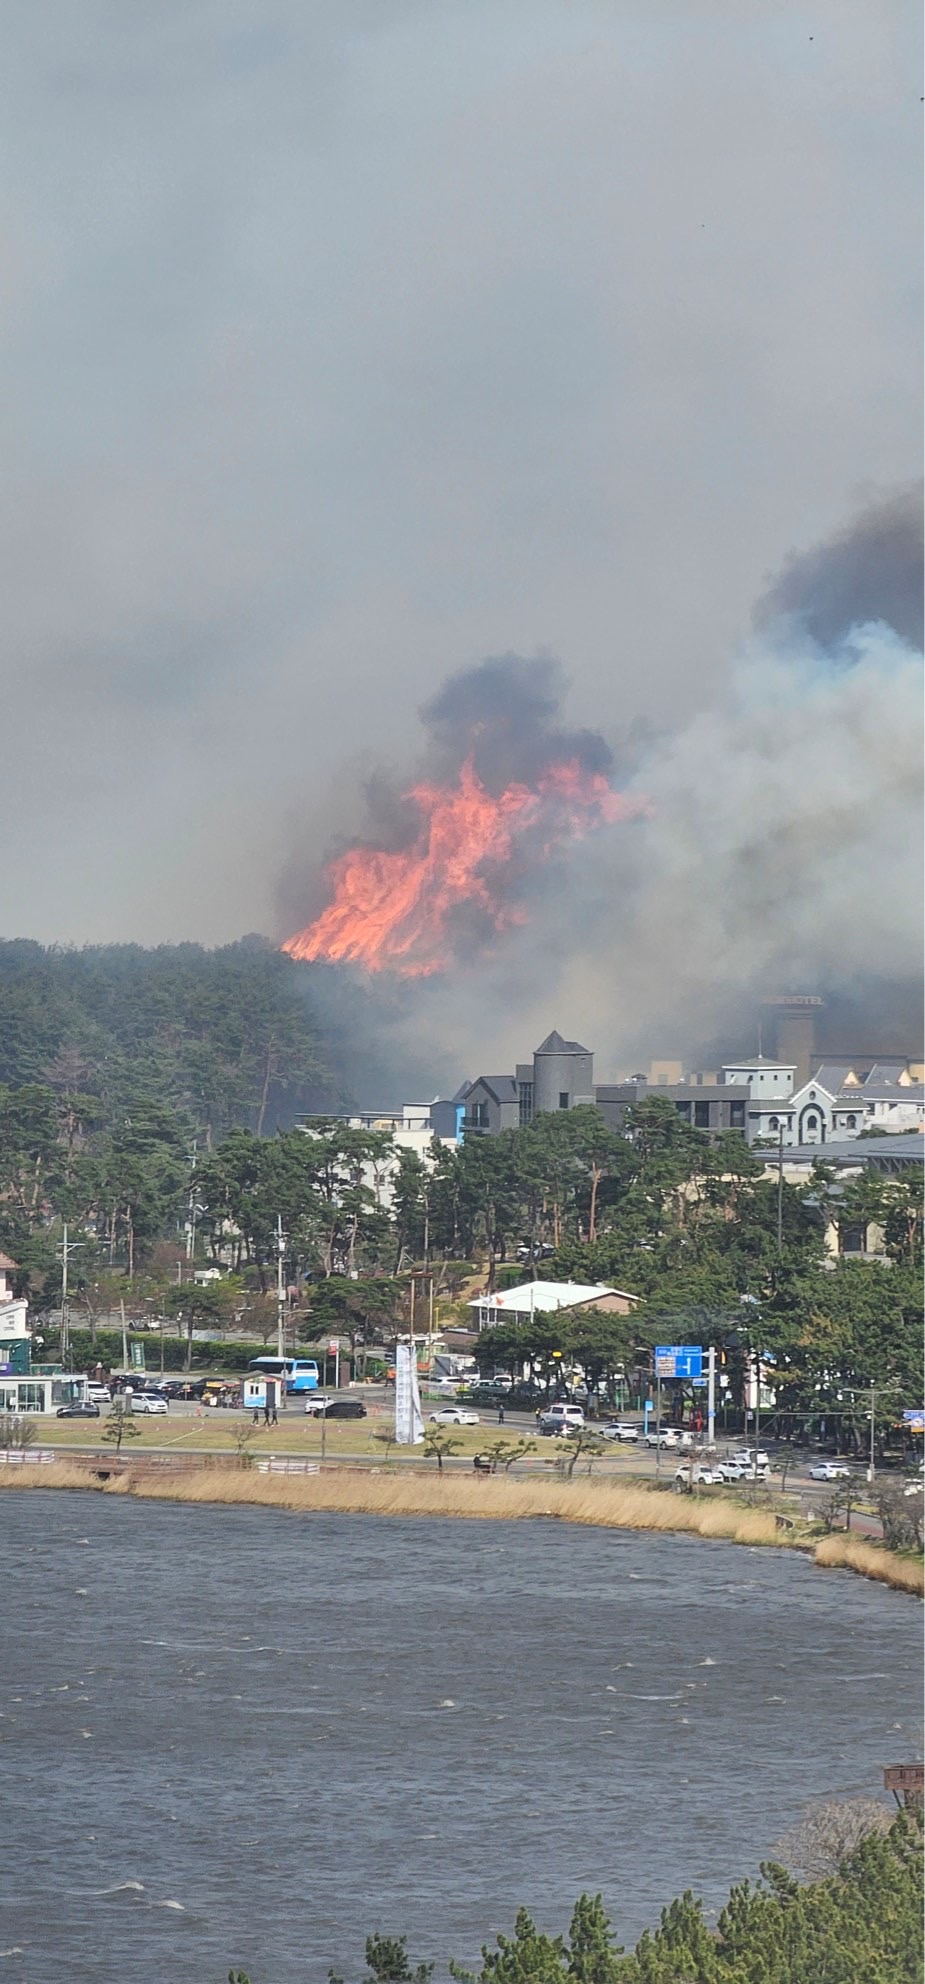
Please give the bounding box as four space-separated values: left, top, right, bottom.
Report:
1 1493 920 1984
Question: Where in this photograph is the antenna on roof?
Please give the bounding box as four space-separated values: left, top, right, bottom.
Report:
757 1020 763 1057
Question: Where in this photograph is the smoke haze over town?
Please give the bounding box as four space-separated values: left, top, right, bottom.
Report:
0 3 921 1088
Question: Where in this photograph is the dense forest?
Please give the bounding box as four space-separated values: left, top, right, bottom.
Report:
0 937 345 1139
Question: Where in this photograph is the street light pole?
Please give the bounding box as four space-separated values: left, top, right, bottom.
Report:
776 1124 785 1254
276 1213 286 1382
60 1222 69 1369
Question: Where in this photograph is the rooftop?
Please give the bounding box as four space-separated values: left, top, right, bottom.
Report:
469 1279 639 1312
534 1030 591 1056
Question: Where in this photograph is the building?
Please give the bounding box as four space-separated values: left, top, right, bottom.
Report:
0 1254 88 1415
445 1031 596 1140
596 1076 750 1137
743 1067 925 1148
469 1279 640 1332
752 1133 924 1259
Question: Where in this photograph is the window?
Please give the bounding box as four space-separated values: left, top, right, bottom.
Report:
769 1116 779 1131
729 1102 745 1128
559 1092 569 1110
806 1114 818 1131
675 1100 691 1119
694 1100 711 1128
518 1082 533 1128
845 1113 857 1130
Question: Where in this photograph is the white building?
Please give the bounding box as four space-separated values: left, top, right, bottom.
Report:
720 1057 925 1148
469 1279 639 1332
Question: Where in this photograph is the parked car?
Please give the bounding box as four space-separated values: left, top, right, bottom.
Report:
130 1394 168 1415
674 1464 717 1488
808 1461 852 1482
712 1460 747 1482
430 1407 480 1426
730 1448 771 1472
600 1421 639 1442
323 1400 367 1420
644 1428 681 1449
537 1404 585 1436
86 1385 111 1406
56 1401 100 1418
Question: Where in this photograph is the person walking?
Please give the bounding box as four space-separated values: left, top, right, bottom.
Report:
497 1404 506 1424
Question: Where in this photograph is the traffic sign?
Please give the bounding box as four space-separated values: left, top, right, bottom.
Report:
655 1344 703 1380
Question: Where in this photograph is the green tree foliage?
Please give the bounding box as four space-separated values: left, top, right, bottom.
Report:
0 939 341 1141
318 1813 923 1984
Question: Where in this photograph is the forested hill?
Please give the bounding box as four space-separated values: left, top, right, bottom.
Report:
0 938 346 1139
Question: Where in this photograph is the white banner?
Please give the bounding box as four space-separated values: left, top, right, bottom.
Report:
395 1341 424 1445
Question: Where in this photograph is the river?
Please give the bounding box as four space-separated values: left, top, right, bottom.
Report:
0 1492 920 1983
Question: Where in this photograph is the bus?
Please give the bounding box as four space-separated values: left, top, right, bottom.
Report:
247 1356 320 1397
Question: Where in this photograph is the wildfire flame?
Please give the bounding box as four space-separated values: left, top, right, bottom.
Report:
282 757 649 977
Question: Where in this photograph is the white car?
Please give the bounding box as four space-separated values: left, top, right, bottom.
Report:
130 1394 168 1415
537 1404 585 1436
644 1427 681 1449
731 1449 770 1472
86 1385 111 1406
675 1464 717 1488
808 1461 851 1482
303 1394 335 1416
429 1407 480 1426
601 1421 639 1442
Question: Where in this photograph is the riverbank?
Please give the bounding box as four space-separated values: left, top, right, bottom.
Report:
3 1458 922 1594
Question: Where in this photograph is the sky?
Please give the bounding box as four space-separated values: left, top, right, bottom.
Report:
1 3 921 1029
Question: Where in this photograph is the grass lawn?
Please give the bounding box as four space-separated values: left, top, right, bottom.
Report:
30 1411 647 1469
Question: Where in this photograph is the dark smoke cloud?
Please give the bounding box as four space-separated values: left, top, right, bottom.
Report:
755 485 924 650
421 653 614 794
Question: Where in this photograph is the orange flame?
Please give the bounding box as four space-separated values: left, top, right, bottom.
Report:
282 757 649 977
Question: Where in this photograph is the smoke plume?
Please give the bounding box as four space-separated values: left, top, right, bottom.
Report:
280 489 923 1100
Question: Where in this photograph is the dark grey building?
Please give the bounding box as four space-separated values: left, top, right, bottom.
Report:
459 1075 519 1136
595 1077 749 1138
531 1031 595 1116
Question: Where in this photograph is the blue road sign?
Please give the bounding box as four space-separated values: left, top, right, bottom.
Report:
655 1344 703 1381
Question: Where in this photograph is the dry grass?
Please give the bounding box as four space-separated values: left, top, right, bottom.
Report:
4 1461 920 1596
0 1459 780 1543
813 1532 924 1597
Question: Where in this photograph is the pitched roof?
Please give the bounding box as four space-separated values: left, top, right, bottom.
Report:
534 1030 591 1056
469 1279 639 1312
466 1075 518 1104
0 1252 18 1273
813 1063 859 1092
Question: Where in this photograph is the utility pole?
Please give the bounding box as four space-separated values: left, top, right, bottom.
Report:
776 1124 785 1254
60 1222 69 1369
276 1214 286 1362
707 1343 716 1448
186 1140 198 1262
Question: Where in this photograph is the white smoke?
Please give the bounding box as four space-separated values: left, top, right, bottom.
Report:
544 619 923 1066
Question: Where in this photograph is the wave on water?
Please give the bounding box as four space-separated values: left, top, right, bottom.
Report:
65 1882 145 1898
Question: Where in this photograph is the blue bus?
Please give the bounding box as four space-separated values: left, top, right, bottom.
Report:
247 1356 320 1397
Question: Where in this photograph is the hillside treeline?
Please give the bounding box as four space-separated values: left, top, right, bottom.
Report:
0 937 342 1140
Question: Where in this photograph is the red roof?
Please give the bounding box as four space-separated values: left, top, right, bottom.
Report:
0 1253 19 1272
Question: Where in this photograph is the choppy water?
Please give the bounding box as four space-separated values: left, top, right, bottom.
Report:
0 1494 920 1984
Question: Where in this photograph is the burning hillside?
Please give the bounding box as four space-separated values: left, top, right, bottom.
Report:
282 656 649 977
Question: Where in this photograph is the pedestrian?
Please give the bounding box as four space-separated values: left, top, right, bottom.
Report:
497 1405 505 1424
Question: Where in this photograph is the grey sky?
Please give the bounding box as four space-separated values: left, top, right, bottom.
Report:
1 0 920 948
